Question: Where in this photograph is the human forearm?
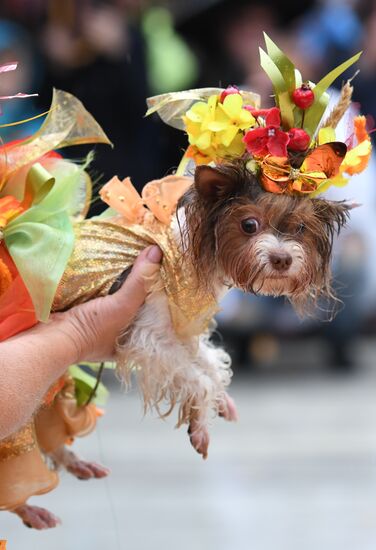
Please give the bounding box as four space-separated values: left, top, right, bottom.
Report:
0 245 162 440
0 315 79 439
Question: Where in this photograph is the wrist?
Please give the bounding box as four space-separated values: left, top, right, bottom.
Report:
50 311 94 364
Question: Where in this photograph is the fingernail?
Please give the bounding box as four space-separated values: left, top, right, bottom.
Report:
146 245 163 264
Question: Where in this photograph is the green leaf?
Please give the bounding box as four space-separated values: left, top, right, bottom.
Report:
79 361 116 372
259 48 294 129
304 51 362 136
68 364 109 406
263 32 296 91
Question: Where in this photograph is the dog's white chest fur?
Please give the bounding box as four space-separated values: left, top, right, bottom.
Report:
116 212 233 439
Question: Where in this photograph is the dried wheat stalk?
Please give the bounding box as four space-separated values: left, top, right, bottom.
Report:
321 80 353 129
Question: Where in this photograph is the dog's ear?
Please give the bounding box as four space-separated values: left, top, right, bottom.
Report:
312 199 355 233
194 165 236 200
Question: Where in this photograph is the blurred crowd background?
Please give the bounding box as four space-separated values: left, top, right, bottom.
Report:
2 1 376 549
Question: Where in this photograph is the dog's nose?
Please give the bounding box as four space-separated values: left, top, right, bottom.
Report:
269 252 292 272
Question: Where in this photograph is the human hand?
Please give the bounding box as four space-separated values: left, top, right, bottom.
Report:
53 245 162 363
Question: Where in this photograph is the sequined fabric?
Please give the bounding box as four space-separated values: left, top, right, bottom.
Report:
54 219 218 338
0 423 36 462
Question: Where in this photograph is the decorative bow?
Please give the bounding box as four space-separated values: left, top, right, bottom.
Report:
100 174 192 226
260 142 347 195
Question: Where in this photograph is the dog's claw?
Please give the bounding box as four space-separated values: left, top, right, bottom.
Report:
188 421 210 460
218 393 239 422
13 504 61 530
51 446 110 480
67 459 110 480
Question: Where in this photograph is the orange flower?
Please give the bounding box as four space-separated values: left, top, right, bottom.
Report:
341 116 371 176
0 195 24 229
186 144 215 165
354 115 369 143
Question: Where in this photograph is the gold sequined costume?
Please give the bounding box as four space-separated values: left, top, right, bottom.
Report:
54 218 218 338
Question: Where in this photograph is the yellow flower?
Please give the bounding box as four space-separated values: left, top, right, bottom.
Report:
214 94 255 146
183 95 218 152
183 93 256 163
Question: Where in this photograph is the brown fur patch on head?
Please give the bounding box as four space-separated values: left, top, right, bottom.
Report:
179 162 351 315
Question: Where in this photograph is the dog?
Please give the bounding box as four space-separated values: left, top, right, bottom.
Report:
116 162 351 457
11 161 351 529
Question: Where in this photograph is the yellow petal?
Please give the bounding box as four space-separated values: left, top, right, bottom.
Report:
185 109 204 123
196 131 213 150
238 109 255 128
318 127 336 145
226 133 246 157
220 93 243 119
207 95 218 117
220 125 239 147
191 101 208 115
184 119 201 137
342 139 371 174
206 121 228 132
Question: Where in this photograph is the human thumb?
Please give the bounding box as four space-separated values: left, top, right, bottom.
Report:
110 245 163 318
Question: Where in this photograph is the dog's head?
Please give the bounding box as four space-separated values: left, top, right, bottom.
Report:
180 163 352 312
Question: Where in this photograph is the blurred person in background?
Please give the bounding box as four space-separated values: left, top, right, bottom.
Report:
293 0 376 370
0 20 41 141
38 0 163 198
0 0 197 200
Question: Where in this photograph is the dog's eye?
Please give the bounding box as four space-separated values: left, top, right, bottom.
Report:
297 223 306 234
241 218 260 235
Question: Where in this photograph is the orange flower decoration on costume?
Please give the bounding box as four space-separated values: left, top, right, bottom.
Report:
0 195 24 230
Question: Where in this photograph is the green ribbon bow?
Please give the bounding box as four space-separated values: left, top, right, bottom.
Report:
4 163 78 322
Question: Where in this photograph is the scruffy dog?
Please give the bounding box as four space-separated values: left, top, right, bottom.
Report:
117 162 350 458
12 162 351 529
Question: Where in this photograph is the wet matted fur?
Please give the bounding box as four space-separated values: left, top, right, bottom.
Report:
116 162 351 459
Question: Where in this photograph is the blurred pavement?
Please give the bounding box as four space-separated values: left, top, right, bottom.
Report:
3 339 376 550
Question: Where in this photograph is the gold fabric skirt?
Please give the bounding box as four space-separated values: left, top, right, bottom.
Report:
0 378 97 511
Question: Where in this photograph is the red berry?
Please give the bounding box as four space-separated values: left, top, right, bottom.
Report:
288 128 310 151
291 84 314 109
219 85 240 103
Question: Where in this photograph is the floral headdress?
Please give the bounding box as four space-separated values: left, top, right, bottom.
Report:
146 34 371 197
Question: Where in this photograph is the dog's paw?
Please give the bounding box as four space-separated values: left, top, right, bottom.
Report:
13 504 61 530
67 459 110 480
188 421 210 460
218 393 239 422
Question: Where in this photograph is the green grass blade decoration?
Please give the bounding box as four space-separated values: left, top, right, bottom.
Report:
263 32 296 92
303 51 362 136
259 47 295 129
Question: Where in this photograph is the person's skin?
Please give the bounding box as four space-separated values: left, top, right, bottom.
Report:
0 245 162 440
